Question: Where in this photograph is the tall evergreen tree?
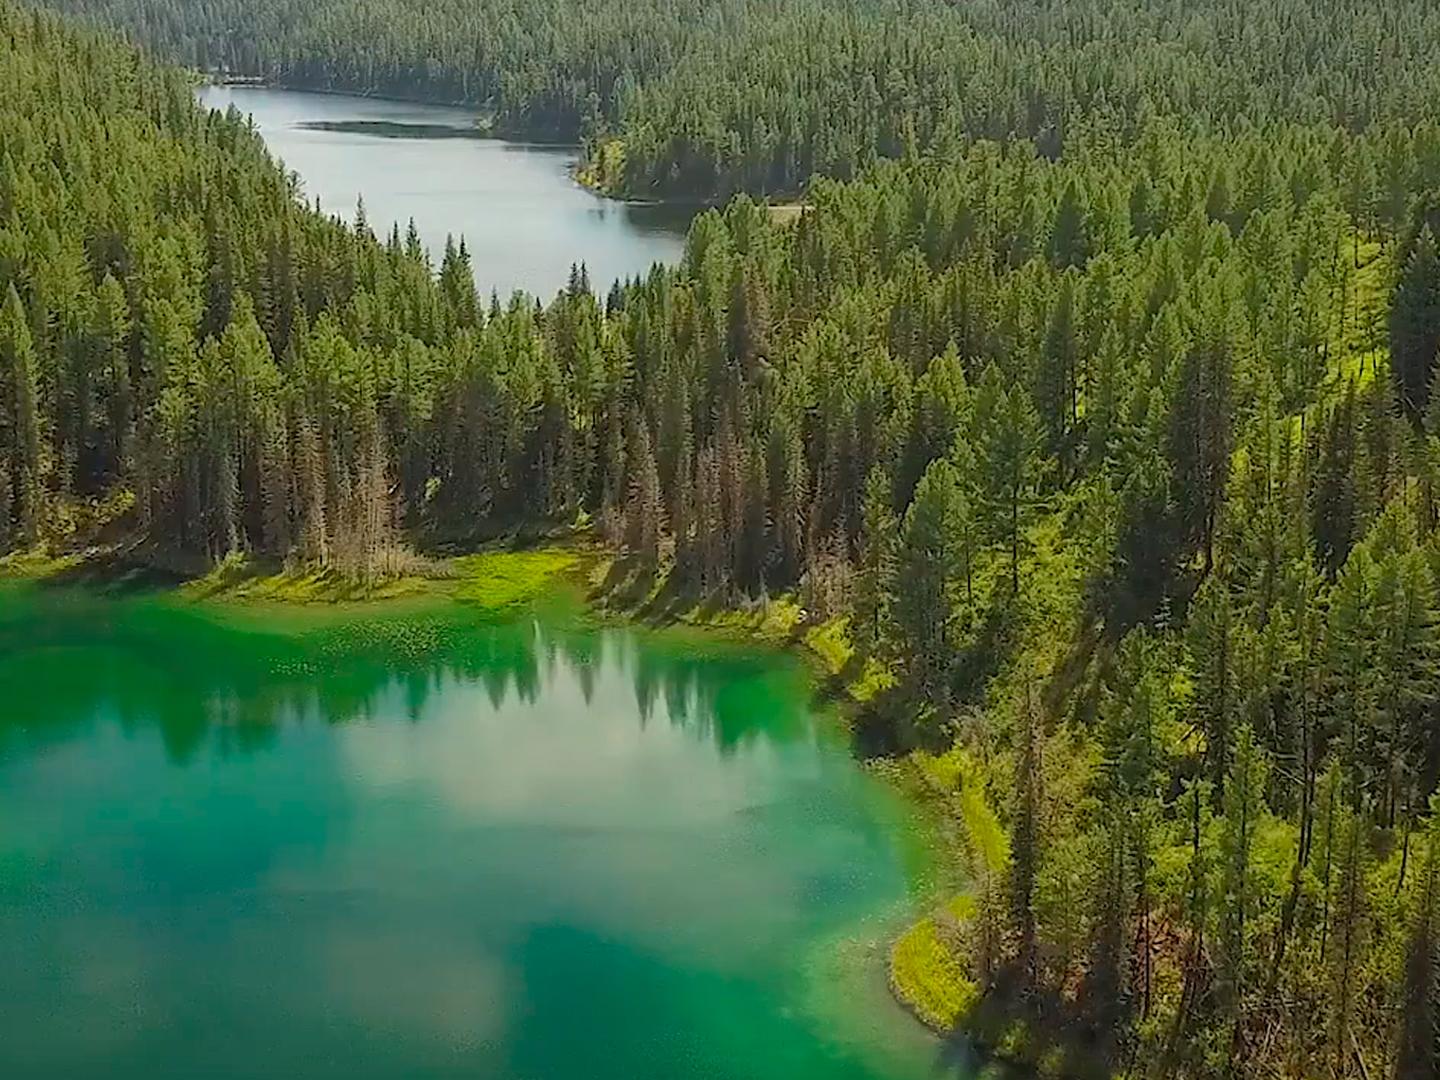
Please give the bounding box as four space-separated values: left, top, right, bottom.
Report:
0 286 44 542
893 458 964 712
1392 226 1440 420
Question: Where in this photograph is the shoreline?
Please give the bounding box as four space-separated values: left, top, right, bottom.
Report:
198 72 496 126
197 75 584 149
2 535 981 1065
196 73 807 219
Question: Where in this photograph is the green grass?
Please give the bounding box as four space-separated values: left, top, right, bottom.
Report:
166 544 589 614
802 616 853 672
181 555 438 604
1327 236 1390 390
907 755 1007 962
889 899 981 1031
884 744 1010 1036
451 548 583 611
683 595 806 642
0 547 85 579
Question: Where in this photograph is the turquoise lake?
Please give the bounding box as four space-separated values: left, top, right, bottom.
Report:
0 583 968 1078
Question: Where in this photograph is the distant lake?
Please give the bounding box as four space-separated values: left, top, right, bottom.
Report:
196 85 693 300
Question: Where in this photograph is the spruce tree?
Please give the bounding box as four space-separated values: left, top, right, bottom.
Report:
894 458 964 710
1392 225 1440 420
981 382 1042 598
0 286 44 542
852 465 896 653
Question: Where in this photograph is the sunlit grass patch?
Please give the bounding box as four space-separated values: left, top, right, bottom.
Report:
452 548 582 610
889 913 980 1030
0 547 84 579
802 616 853 674
914 747 1010 876
181 553 436 605
675 594 805 643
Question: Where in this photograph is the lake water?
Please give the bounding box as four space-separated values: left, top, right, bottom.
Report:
0 582 961 1079
196 86 692 300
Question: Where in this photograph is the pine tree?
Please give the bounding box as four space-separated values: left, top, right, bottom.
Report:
716 411 746 587
1329 800 1368 1075
1168 306 1235 571
768 409 806 586
893 458 964 710
1088 804 1132 1024
1218 725 1269 1060
852 465 896 652
0 286 44 543
259 411 291 555
1051 179 1090 268
1189 577 1237 799
1010 688 1043 998
295 414 329 564
739 434 770 590
1392 226 1440 420
1396 798 1440 1080
901 344 968 504
440 235 479 329
696 443 727 594
982 382 1042 598
1038 275 1079 480
670 434 697 585
727 263 770 378
92 271 133 480
1328 550 1374 805
1171 778 1213 1052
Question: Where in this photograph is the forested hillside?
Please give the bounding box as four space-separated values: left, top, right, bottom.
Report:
5 1 1440 1077
26 0 1440 198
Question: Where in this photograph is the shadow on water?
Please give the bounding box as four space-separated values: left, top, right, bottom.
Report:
590 554 905 761
0 576 816 767
295 119 485 139
932 1035 995 1077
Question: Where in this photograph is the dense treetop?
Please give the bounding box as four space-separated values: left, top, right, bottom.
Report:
6 2 1440 1076
27 0 1440 196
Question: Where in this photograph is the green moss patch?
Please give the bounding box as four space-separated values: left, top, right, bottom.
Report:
451 548 582 611
889 907 980 1031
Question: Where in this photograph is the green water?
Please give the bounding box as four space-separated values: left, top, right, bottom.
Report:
0 582 962 1079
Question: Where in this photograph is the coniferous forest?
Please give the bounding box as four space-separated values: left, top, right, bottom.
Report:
25 0 1440 199
6 0 1440 1076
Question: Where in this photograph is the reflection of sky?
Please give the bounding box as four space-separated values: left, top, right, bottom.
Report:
328 647 869 966
195 85 691 301
0 591 930 1080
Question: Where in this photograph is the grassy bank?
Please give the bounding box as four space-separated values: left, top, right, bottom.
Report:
1 537 593 615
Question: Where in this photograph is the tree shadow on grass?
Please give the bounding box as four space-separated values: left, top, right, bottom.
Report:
30 542 196 597
940 969 1118 1080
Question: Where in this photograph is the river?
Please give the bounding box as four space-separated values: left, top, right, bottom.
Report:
196 86 693 300
0 581 966 1079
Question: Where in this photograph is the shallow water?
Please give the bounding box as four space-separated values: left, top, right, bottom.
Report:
196 85 692 300
0 583 958 1079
